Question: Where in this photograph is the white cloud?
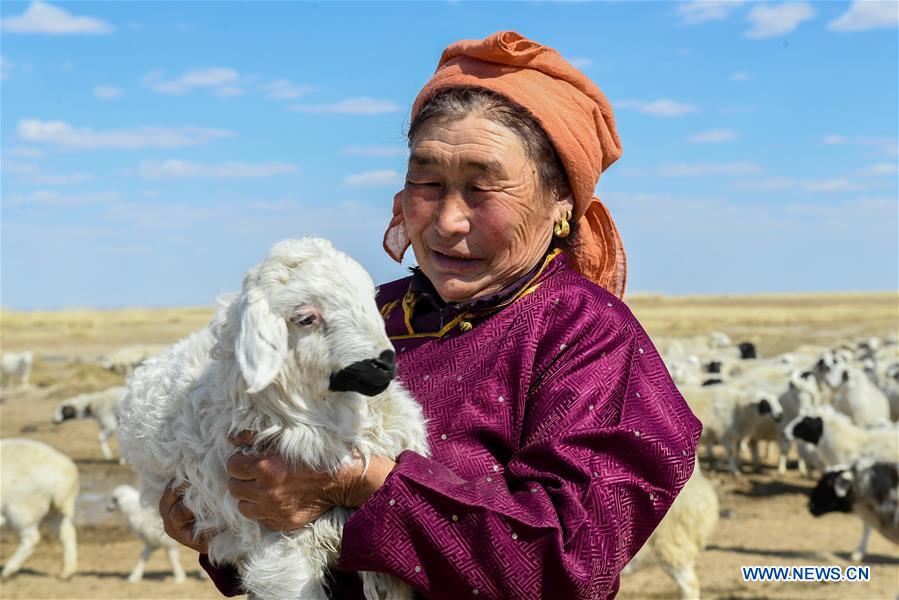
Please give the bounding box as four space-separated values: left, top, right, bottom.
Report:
2 1 113 34
260 79 314 100
3 189 119 207
2 160 94 184
131 159 298 179
290 97 401 115
659 162 762 176
142 67 240 95
730 71 751 81
688 128 737 143
823 135 898 157
567 57 592 69
829 0 898 32
18 119 234 149
856 162 898 177
744 2 816 39
732 176 863 192
3 145 46 158
616 99 698 117
343 170 401 187
342 145 407 157
93 84 122 100
677 0 745 25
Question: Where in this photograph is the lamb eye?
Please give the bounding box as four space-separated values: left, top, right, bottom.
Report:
291 312 319 327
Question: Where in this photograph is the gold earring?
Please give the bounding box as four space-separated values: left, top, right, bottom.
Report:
554 210 571 238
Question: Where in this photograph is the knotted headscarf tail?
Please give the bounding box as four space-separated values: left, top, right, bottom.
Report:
384 30 628 299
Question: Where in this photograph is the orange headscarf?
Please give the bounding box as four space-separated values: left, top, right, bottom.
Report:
383 31 627 298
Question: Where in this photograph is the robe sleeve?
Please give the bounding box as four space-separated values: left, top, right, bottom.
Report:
337 298 703 599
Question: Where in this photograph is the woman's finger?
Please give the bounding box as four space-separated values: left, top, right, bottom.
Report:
227 476 262 502
236 499 267 521
226 450 260 480
228 429 256 448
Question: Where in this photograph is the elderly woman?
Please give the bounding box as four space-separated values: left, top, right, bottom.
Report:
161 31 701 599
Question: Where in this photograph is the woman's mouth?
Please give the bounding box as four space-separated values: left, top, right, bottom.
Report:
430 249 482 271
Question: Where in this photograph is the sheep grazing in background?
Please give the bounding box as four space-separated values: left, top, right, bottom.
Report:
809 459 899 562
0 438 78 579
682 382 783 476
118 237 428 600
784 405 898 476
99 344 167 377
1 351 33 388
52 386 126 460
810 350 890 426
622 459 719 599
107 485 186 583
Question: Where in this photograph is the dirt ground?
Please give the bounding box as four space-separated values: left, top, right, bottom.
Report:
1 292 896 599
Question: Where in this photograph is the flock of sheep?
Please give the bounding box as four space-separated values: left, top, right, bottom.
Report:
0 345 189 585
1 321 897 599
623 332 899 598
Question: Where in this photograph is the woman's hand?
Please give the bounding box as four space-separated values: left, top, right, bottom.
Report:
226 431 396 532
159 484 209 554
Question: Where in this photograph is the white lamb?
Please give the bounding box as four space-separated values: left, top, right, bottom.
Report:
1 351 33 388
811 350 890 426
682 382 783 476
99 344 167 377
0 438 78 579
117 237 428 600
52 386 126 460
107 484 186 583
621 458 719 599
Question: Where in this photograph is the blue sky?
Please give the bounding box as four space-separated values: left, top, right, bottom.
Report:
1 1 896 309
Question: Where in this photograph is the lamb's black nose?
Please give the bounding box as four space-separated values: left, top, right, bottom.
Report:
373 350 396 372
329 350 397 396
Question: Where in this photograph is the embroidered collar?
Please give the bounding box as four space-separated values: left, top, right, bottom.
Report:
403 249 562 333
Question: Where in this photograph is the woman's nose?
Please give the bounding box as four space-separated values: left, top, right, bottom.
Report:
433 192 470 237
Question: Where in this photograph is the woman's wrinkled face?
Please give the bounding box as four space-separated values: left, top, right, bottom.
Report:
403 114 571 303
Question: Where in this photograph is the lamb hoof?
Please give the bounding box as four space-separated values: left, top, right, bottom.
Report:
850 550 865 562
127 575 141 583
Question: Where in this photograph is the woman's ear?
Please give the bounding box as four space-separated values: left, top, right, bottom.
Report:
555 183 575 220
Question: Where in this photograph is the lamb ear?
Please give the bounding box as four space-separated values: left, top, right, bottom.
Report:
236 287 287 394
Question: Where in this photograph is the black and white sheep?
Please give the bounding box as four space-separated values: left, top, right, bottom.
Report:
117 237 428 600
809 458 898 561
52 386 125 461
0 438 78 579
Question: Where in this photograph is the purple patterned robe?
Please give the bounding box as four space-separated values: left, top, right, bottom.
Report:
202 250 702 599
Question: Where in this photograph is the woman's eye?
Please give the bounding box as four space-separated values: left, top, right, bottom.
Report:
406 180 439 187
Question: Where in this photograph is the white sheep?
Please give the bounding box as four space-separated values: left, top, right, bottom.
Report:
0 438 78 579
52 386 126 460
1 351 33 388
621 458 719 599
811 350 890 427
809 458 898 562
682 381 783 476
99 345 167 377
118 237 428 600
107 484 186 583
